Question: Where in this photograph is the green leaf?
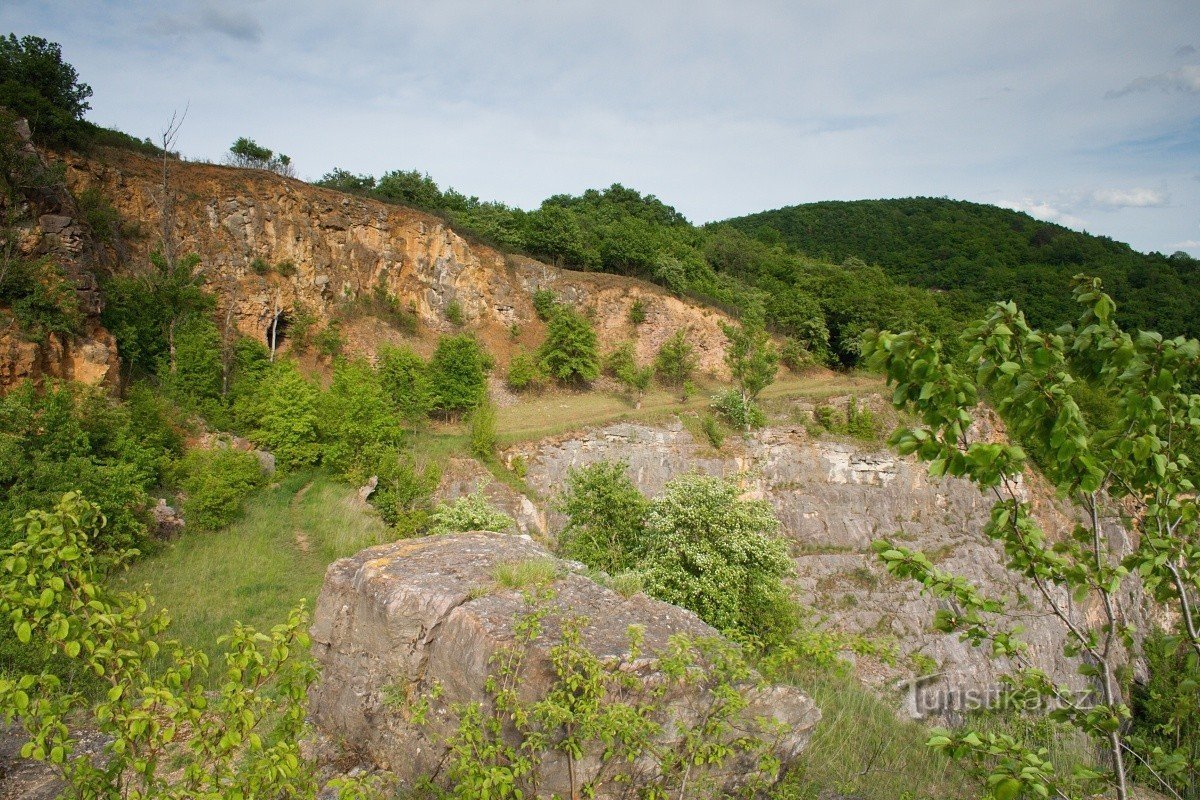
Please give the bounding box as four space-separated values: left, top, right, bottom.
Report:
15 622 30 644
993 777 1022 800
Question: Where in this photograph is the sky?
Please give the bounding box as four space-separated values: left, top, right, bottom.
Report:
5 1 1200 255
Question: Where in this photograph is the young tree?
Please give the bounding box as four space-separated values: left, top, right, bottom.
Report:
721 316 779 432
428 334 491 419
235 359 321 471
556 460 648 574
378 345 432 421
606 342 652 408
319 358 402 480
864 276 1200 800
505 348 544 392
654 329 697 401
539 308 600 386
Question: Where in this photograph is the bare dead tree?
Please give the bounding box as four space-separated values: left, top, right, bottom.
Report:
157 106 187 271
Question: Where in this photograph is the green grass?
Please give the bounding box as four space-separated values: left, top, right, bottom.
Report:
493 371 882 445
114 472 389 669
492 557 559 589
775 667 974 800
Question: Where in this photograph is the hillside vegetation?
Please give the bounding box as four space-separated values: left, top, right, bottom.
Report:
724 197 1200 339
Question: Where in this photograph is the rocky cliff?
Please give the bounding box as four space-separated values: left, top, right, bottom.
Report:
0 120 119 391
61 151 738 374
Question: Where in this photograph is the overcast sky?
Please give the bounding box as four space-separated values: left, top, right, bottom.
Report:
5 2 1200 255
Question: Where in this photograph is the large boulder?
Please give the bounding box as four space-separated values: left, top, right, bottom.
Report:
309 532 819 797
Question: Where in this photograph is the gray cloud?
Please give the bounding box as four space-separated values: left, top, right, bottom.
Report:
146 2 261 42
1176 44 1196 56
1106 64 1200 97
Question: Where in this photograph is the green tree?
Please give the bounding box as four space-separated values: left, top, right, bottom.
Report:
539 308 600 386
721 315 778 432
378 345 432 422
654 329 697 401
606 342 652 408
428 334 491 419
505 349 544 392
864 276 1200 800
555 460 648 574
158 313 223 417
469 402 497 459
319 358 402 480
640 474 794 646
0 34 92 146
234 359 321 471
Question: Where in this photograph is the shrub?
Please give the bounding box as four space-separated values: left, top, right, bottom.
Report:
250 257 270 275
469 402 497 459
0 493 357 798
428 490 514 535
176 447 265 530
158 313 223 417
0 381 178 553
0 257 82 340
505 349 544 392
844 396 877 440
654 329 696 400
532 288 558 321
445 299 465 326
371 454 441 536
700 414 725 448
378 345 432 421
429 334 491 418
274 259 297 277
313 321 343 358
781 337 815 371
539 307 600 385
234 359 321 471
628 298 648 325
319 359 402 481
711 388 766 430
555 460 648 574
641 473 794 646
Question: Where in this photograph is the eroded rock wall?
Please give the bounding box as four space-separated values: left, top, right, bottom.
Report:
65 153 736 374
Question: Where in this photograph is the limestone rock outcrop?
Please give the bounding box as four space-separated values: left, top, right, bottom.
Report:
309 532 819 797
501 413 1137 714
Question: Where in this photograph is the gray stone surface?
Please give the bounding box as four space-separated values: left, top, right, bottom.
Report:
309 532 819 797
504 417 1138 712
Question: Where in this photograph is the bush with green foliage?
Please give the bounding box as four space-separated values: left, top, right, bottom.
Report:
428 334 491 418
469 402 497 459
445 299 465 326
234 359 321 471
722 315 778 431
700 414 725 449
312 321 344 358
641 474 794 646
378 345 433 421
0 257 82 340
226 136 294 176
319 358 403 481
1129 631 1200 798
606 342 653 407
0 381 180 553
780 337 815 371
372 455 441 536
531 288 558 321
539 307 600 386
628 298 648 325
428 490 514 535
711 388 766 430
505 348 544 392
158 313 224 419
176 447 265 530
0 492 366 798
654 329 697 401
555 460 648 574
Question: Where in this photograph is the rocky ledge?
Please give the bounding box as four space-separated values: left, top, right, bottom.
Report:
308 532 820 797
